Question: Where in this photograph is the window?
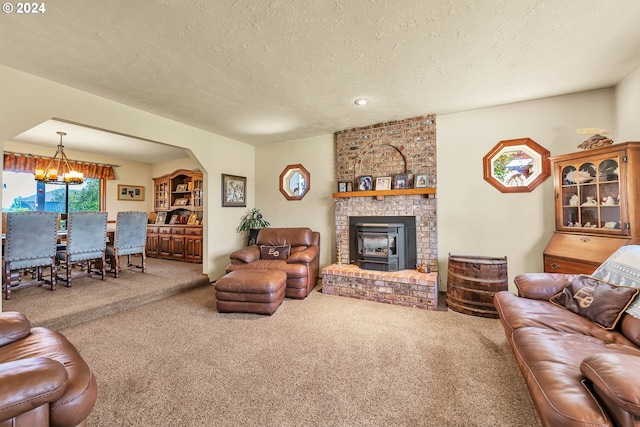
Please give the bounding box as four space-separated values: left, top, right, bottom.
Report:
3 171 101 213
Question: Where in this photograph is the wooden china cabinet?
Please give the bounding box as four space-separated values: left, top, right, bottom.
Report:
147 169 203 263
543 142 640 274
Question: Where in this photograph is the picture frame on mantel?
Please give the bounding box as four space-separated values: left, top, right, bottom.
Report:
117 184 145 201
222 174 247 207
375 177 392 191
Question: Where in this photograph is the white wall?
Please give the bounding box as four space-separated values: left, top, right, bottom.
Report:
437 89 615 291
0 65 255 287
254 134 335 268
616 64 640 141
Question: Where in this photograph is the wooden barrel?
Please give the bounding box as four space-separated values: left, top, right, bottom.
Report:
446 254 508 318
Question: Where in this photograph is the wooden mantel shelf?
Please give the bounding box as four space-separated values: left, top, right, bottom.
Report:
332 187 436 200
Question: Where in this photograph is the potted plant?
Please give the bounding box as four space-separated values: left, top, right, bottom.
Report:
237 208 270 246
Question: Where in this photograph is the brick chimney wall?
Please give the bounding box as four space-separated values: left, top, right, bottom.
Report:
334 115 438 271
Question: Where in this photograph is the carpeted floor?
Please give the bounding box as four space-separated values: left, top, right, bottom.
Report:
2 257 208 330
53 281 541 427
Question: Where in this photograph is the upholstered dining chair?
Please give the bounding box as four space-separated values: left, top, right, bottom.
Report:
2 211 58 300
56 211 108 287
106 211 148 278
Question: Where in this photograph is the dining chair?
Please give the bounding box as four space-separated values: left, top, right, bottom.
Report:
106 211 148 278
2 211 58 300
56 211 108 287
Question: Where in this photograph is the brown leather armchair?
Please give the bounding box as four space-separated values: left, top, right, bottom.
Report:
0 311 97 427
226 227 320 299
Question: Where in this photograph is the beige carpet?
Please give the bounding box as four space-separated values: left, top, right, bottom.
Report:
2 257 208 330
55 283 541 427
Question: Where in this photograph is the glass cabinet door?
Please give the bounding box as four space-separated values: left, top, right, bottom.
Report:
154 178 169 210
558 153 624 233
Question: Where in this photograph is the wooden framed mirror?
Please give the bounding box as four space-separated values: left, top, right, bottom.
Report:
483 138 550 193
279 164 310 200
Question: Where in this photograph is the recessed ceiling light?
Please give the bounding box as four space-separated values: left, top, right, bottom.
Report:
354 98 368 106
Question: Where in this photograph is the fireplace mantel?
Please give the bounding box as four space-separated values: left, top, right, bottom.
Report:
332 187 436 200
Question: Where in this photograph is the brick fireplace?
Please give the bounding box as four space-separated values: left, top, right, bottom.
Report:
322 115 439 310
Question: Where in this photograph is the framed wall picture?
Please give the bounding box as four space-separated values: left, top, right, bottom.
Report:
375 176 392 190
117 184 145 201
394 174 408 189
222 174 247 207
358 176 373 191
414 174 428 188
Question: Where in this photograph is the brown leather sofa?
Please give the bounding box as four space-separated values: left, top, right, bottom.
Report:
494 273 640 427
226 227 320 299
0 311 97 427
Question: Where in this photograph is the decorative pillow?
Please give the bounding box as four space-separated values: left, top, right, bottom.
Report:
591 245 640 319
549 274 639 330
260 245 291 260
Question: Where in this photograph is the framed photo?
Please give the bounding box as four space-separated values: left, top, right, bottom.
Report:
346 182 353 192
187 213 197 225
169 214 179 225
222 174 247 207
414 174 428 188
358 176 373 191
375 176 392 191
155 211 167 225
394 174 408 189
175 183 188 192
117 184 145 201
338 182 348 192
174 198 189 206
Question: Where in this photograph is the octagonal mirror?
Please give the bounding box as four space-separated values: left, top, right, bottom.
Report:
483 137 550 193
279 164 310 200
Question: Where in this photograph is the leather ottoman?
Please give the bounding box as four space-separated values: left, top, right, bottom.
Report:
215 269 287 315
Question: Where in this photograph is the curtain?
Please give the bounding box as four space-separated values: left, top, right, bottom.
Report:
3 152 116 180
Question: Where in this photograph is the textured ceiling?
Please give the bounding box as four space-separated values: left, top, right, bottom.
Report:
1 0 640 152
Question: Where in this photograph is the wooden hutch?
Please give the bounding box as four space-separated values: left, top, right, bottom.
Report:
147 169 203 263
543 142 640 274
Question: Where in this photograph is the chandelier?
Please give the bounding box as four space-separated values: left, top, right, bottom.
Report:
34 131 84 185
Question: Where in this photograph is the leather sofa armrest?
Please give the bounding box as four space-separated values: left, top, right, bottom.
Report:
229 245 260 264
580 353 640 417
0 312 31 347
0 358 68 422
514 273 576 300
287 246 320 265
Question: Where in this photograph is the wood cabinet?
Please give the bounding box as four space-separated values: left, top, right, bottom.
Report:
153 169 203 213
148 169 203 263
146 225 202 262
544 142 640 273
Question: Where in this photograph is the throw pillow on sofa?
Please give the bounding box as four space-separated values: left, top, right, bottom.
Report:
549 274 639 329
591 244 640 319
260 245 291 260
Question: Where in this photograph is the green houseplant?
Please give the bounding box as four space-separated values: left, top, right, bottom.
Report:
237 208 270 245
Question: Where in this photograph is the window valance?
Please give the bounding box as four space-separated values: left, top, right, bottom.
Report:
3 152 116 180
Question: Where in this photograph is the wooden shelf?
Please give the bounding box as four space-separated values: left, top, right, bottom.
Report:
332 187 436 199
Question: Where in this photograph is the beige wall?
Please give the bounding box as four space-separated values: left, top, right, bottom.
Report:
437 88 615 292
0 65 256 288
256 89 617 293
616 65 640 141
254 134 335 268
2 61 638 309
